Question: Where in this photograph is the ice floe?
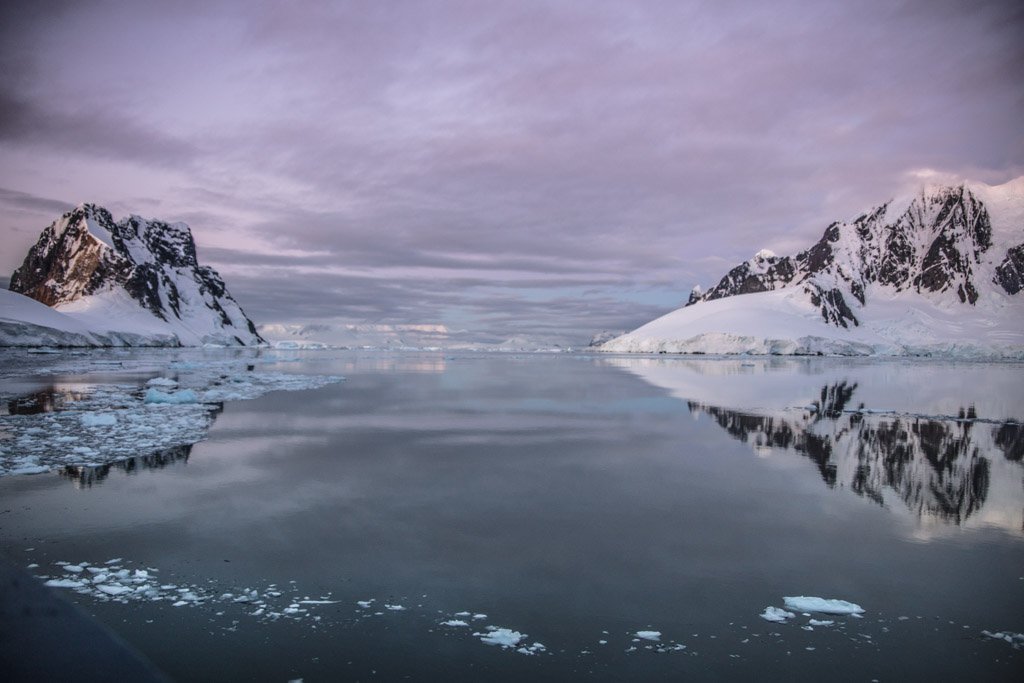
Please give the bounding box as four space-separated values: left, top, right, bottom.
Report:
144 388 199 404
783 596 865 615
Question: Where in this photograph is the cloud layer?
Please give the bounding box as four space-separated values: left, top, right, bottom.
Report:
1 0 1021 344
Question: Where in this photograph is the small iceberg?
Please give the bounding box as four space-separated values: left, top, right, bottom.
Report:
783 596 864 615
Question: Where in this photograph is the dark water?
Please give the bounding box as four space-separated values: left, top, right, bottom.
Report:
1 351 1022 681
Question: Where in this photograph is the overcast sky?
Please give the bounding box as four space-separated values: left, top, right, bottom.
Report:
1 0 1021 345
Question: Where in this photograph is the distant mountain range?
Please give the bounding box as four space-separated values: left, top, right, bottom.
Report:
602 178 1024 357
1 204 262 346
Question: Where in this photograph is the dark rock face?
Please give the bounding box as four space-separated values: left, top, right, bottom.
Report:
687 185 1017 327
994 244 1024 295
10 204 263 345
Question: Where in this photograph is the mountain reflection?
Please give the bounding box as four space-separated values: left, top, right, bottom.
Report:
59 444 194 488
689 382 1022 527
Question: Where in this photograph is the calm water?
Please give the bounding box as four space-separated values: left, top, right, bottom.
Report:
1 350 1022 681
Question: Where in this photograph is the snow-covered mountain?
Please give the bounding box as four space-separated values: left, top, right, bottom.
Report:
3 204 263 346
602 178 1024 357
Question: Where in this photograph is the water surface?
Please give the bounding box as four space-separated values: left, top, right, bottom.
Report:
1 350 1022 681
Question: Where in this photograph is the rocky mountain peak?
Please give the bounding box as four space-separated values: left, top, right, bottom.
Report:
10 205 263 346
687 183 1019 328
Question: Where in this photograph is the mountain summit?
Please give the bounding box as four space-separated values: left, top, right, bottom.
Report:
6 204 262 346
602 178 1024 357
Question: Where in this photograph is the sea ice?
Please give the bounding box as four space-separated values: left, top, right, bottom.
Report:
636 631 662 641
981 630 1024 648
783 596 864 615
475 627 525 648
442 620 469 627
1 358 344 477
81 413 117 427
144 388 199 404
760 606 796 623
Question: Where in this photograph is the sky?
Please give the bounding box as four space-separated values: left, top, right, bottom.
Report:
1 0 1021 346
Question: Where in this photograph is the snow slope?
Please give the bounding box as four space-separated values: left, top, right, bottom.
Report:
0 288 178 347
602 178 1024 357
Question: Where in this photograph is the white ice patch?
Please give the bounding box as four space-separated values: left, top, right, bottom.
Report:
808 619 835 627
636 630 661 641
144 388 199 404
475 627 524 647
442 619 469 627
80 413 117 427
783 596 864 615
760 606 796 623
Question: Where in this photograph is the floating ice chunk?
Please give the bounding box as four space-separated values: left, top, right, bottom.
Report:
516 642 546 655
760 606 796 623
783 597 864 615
64 565 85 573
981 630 1024 647
636 631 662 641
384 604 406 611
97 584 132 596
356 600 374 608
45 579 86 589
7 465 49 475
81 413 117 427
475 627 525 648
473 613 487 620
299 600 339 605
808 619 835 627
454 611 471 617
442 619 469 627
144 388 199 404
146 377 178 388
